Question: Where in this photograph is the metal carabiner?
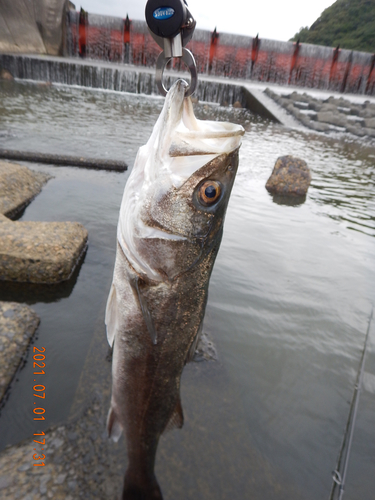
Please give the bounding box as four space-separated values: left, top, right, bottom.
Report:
155 48 197 96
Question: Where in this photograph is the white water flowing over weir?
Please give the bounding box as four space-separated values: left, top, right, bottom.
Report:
0 53 247 108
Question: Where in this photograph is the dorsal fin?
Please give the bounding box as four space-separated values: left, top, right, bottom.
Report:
163 396 184 433
135 277 158 345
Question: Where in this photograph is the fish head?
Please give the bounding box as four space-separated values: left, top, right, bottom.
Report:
118 80 244 281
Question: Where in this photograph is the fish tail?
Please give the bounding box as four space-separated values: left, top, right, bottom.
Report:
122 476 163 500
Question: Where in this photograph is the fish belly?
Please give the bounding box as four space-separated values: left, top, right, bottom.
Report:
106 242 218 496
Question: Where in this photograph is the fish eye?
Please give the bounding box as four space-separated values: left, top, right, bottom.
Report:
198 181 221 206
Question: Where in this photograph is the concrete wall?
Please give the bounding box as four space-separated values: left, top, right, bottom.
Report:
66 12 375 96
0 0 69 55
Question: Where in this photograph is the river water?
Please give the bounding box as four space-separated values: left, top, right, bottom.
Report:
0 81 374 500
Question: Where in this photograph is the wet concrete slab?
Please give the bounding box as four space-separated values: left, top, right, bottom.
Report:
0 301 40 402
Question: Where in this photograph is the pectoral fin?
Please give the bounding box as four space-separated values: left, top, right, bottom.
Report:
105 283 118 347
163 396 184 433
185 322 203 364
135 278 158 345
107 406 123 442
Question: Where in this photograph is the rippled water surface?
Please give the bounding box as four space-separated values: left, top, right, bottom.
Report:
0 81 374 500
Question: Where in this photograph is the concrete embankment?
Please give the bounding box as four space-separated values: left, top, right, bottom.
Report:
0 0 69 56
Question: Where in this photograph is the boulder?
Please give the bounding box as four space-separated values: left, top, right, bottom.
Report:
358 108 375 119
266 156 311 196
0 217 88 284
0 68 13 81
289 92 310 103
363 127 375 138
364 117 375 129
346 125 367 137
309 101 323 112
316 111 347 128
320 103 338 113
0 161 51 218
0 301 40 402
309 121 330 133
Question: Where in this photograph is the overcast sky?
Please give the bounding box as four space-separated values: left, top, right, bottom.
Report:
77 0 336 41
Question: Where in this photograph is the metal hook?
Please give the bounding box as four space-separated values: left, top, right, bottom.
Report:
155 48 198 97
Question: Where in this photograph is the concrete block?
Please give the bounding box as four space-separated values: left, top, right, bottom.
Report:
363 127 375 138
364 118 375 129
0 217 88 284
0 161 50 218
346 125 366 137
317 111 347 128
359 108 375 119
309 121 330 132
309 101 323 112
320 103 338 113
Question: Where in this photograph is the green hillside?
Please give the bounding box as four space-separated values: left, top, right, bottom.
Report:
290 0 375 53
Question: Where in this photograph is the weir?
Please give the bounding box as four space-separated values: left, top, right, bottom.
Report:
64 10 375 96
1 6 374 97
0 53 246 106
0 52 288 124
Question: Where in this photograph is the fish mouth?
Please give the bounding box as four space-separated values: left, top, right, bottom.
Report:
117 80 244 281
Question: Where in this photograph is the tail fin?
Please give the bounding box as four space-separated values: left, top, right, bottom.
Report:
122 479 163 500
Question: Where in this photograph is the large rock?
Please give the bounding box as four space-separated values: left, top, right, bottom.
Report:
266 156 311 196
0 161 50 218
364 117 375 129
316 111 347 128
0 217 88 283
0 301 40 402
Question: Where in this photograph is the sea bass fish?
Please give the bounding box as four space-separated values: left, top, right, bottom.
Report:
105 79 244 499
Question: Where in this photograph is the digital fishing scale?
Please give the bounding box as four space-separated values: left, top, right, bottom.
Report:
145 0 198 96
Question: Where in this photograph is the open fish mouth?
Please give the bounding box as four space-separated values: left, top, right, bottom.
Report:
117 79 244 281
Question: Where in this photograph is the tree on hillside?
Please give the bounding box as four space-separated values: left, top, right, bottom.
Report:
290 0 375 53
